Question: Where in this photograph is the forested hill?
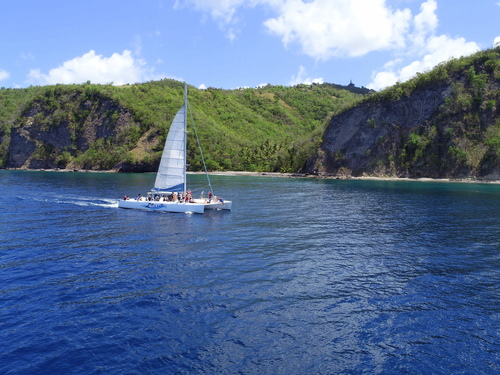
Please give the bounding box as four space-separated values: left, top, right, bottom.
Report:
306 46 500 180
4 48 498 180
0 81 370 172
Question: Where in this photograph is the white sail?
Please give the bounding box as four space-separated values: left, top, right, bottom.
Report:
153 103 186 192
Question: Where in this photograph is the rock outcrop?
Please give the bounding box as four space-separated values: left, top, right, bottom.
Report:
306 50 500 180
5 91 152 171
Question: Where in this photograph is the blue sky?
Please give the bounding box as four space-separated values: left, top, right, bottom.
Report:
1 0 499 91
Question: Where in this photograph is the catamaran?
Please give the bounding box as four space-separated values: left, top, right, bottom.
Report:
118 83 232 214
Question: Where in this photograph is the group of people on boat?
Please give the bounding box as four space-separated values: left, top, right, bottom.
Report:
122 190 224 205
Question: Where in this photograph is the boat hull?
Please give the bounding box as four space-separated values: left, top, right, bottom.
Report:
194 199 232 211
118 199 205 213
118 199 231 213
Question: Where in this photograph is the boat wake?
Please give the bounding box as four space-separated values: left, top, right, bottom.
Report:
20 194 119 209
69 196 119 208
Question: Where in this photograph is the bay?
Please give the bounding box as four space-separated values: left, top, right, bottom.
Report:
0 170 499 374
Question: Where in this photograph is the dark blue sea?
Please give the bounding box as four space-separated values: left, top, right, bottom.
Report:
1 170 499 374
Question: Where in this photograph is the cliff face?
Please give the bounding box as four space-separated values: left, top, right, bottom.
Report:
306 51 500 180
5 90 156 171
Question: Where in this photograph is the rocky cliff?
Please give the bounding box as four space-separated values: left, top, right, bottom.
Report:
2 85 161 171
306 48 500 180
9 98 126 169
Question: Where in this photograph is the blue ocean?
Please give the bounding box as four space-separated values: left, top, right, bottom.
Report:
1 170 499 374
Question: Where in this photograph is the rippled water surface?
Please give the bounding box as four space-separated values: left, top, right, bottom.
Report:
1 170 499 374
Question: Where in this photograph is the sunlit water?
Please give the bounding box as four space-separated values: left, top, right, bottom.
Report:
1 170 499 374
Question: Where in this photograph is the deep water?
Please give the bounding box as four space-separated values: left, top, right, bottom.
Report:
1 170 499 374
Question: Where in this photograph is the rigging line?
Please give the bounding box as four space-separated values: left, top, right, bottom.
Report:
187 98 215 196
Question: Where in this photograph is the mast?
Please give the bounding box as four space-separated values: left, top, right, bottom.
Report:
183 83 187 194
188 86 215 196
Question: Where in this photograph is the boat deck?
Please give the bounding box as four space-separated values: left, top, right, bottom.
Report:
118 198 231 213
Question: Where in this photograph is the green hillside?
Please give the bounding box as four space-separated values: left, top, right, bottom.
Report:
307 46 500 180
5 47 498 179
0 80 369 172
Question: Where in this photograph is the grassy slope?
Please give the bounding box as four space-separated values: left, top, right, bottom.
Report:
0 81 368 172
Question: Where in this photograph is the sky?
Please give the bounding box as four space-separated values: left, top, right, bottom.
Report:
1 0 499 91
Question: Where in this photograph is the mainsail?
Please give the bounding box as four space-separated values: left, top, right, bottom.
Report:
153 96 187 193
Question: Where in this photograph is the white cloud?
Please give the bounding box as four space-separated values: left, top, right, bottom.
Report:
179 0 414 55
289 65 323 86
410 0 438 49
175 0 249 40
21 52 35 61
27 50 164 86
0 68 10 81
368 71 399 92
264 0 412 59
367 1 479 90
494 36 500 47
175 0 247 24
132 35 143 56
369 35 479 90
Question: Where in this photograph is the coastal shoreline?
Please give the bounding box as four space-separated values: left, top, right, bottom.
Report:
202 171 500 184
4 167 500 184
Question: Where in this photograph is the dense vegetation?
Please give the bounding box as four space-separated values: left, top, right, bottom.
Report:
308 46 500 179
375 47 500 177
0 80 369 172
3 47 499 179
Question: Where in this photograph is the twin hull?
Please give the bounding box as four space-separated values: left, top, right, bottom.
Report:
118 199 232 214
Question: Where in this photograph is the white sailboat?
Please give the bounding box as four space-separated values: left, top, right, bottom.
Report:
118 83 232 214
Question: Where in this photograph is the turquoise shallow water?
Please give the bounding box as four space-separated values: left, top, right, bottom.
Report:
1 170 499 374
